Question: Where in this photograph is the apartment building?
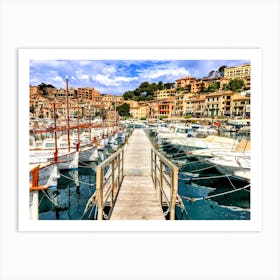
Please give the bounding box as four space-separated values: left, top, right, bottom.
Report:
174 93 192 116
55 88 77 99
175 76 211 93
204 91 235 117
224 64 251 80
147 102 159 119
190 94 207 116
154 88 176 100
76 87 100 102
99 94 114 110
29 86 40 98
175 76 197 92
158 97 175 118
231 93 250 118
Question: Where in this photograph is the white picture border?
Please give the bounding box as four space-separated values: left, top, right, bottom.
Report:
18 48 262 232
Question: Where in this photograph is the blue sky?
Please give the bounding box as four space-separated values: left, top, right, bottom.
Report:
30 59 250 95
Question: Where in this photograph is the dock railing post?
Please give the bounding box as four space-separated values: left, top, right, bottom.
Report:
151 146 179 220
159 160 163 206
111 159 115 204
151 149 154 185
170 166 178 220
121 148 124 178
117 153 120 189
154 152 157 190
96 166 103 220
151 150 153 183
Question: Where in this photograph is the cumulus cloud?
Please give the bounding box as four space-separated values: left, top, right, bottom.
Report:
139 67 190 80
75 70 90 82
95 74 138 86
103 66 116 75
29 59 250 95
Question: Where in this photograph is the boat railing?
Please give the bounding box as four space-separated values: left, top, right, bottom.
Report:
151 146 179 220
95 147 125 220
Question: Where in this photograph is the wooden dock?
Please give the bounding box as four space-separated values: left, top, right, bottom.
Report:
110 129 165 220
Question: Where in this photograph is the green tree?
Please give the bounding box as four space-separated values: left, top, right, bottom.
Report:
200 82 206 93
164 82 175 89
146 95 154 101
157 81 164 90
123 91 134 100
218 65 226 75
147 83 158 95
208 82 220 92
122 81 175 101
176 87 185 93
222 83 230 90
116 103 130 116
38 82 55 96
229 79 244 92
208 70 216 77
139 81 150 91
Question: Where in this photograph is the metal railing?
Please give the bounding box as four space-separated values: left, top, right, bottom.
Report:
151 146 178 220
95 147 125 220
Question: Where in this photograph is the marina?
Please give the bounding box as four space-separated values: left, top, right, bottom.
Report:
30 119 251 221
28 63 252 221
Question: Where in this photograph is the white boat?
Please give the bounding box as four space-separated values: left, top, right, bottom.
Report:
206 153 251 182
188 139 250 159
167 135 239 152
117 131 126 144
29 137 80 170
79 146 99 162
29 163 61 220
195 125 218 137
29 162 60 187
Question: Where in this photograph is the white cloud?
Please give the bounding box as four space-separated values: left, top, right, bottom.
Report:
77 61 91 66
30 60 66 68
95 74 138 86
115 76 138 82
95 74 115 86
75 70 90 82
103 66 116 75
139 67 190 80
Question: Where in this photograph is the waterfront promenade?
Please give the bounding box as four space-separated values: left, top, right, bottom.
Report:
110 129 165 220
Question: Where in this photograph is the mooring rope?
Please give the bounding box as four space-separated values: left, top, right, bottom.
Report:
79 161 95 167
60 173 96 187
179 174 232 181
41 189 61 208
186 164 217 172
181 184 250 202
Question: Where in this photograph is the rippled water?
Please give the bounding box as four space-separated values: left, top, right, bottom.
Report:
148 129 250 220
38 128 250 220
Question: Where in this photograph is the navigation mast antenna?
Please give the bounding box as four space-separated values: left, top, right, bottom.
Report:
66 75 70 152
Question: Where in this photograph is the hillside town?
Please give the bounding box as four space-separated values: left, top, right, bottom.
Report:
28 62 252 222
29 63 250 123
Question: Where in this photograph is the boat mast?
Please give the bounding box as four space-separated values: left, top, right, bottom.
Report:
66 75 70 152
76 104 80 151
114 96 117 133
53 102 58 162
88 104 92 141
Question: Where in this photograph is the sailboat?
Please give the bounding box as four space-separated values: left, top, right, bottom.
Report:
72 104 100 162
29 76 79 170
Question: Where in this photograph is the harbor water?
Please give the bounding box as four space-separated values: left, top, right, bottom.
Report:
37 126 250 220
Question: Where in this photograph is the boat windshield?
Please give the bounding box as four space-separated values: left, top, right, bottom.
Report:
176 128 188 133
45 143 55 148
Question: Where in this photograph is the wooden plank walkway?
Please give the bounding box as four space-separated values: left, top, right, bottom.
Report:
110 129 165 220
